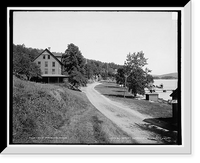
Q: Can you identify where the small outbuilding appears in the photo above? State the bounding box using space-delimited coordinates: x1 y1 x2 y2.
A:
146 93 158 102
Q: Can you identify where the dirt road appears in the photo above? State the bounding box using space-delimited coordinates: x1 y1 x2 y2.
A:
81 82 166 144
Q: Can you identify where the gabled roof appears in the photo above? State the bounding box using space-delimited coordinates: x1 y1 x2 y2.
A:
33 48 62 65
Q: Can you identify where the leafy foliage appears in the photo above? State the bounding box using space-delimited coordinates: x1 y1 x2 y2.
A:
13 44 42 80
62 43 87 87
127 67 147 96
85 63 94 79
125 51 148 70
124 51 153 96
85 60 122 80
62 43 122 85
115 67 125 85
68 70 87 87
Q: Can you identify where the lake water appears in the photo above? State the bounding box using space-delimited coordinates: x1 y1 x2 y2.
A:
147 79 178 101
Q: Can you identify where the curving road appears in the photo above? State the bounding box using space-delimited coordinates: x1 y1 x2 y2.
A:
81 82 163 144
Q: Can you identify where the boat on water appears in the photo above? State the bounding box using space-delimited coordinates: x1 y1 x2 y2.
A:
156 83 163 89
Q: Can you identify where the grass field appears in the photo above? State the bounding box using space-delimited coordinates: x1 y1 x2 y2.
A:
95 81 178 133
95 82 172 118
95 81 178 143
13 76 133 144
95 81 173 118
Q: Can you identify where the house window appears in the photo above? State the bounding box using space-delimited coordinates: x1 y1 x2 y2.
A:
48 55 50 59
38 61 41 66
45 61 48 67
43 55 45 59
44 69 48 74
52 62 55 67
52 69 55 74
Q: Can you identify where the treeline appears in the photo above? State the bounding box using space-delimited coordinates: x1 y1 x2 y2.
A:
13 44 122 86
85 59 122 80
13 43 154 96
61 43 122 87
13 44 42 80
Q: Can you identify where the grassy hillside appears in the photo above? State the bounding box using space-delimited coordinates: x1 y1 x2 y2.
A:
13 76 132 144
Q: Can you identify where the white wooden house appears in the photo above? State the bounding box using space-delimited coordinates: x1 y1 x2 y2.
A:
33 48 67 83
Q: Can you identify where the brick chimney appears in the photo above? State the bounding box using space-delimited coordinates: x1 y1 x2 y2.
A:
48 47 51 51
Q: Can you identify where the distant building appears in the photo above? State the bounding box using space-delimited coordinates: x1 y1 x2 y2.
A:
33 48 67 83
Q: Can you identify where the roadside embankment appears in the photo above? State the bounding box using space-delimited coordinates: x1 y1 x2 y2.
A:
13 76 132 144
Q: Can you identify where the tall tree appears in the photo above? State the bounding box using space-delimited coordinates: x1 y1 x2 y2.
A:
125 51 153 97
127 67 147 96
62 43 87 87
125 51 148 70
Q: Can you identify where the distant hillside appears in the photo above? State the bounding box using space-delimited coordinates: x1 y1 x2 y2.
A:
153 73 178 79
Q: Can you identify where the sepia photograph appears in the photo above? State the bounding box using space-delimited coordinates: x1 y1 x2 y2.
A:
11 10 180 145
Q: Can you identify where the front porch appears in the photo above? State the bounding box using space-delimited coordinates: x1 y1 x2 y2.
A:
41 74 69 83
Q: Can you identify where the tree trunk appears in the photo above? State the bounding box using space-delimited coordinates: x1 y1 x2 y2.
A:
26 74 30 81
28 76 31 81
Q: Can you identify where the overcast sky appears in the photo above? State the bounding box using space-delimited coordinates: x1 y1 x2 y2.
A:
13 11 178 75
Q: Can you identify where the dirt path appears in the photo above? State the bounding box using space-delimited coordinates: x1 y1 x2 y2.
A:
81 82 164 144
